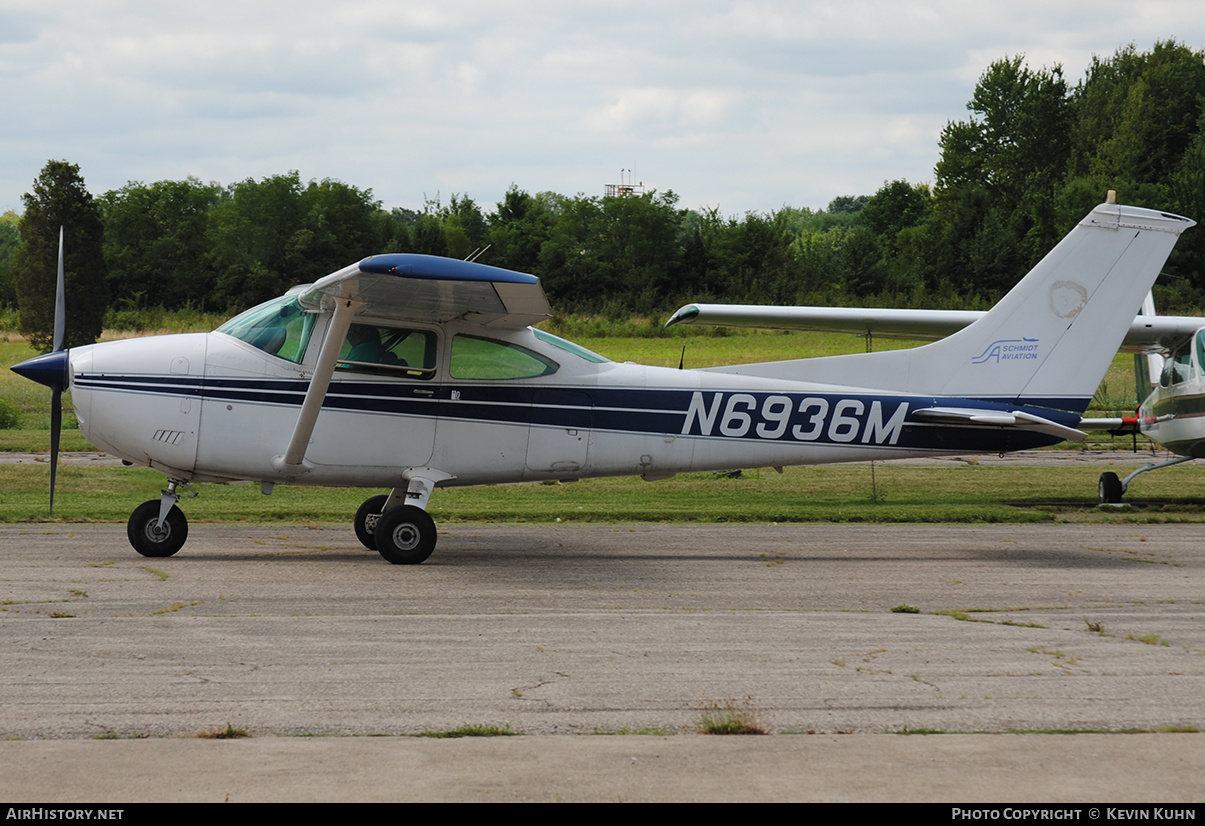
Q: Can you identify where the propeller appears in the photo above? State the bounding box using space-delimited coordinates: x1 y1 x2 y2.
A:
10 227 68 512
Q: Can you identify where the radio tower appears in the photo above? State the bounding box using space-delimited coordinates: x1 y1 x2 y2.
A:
605 168 645 198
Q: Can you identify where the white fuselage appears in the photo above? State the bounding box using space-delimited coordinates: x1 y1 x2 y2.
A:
1139 327 1205 459
66 319 1058 491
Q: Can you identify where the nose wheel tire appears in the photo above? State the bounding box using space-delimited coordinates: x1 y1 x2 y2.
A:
353 495 389 550
127 500 188 558
375 505 437 565
1098 471 1124 504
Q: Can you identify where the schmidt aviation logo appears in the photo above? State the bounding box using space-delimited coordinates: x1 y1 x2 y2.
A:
971 337 1040 364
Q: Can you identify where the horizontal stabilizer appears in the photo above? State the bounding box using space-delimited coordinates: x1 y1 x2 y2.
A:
913 407 1087 441
1077 417 1138 432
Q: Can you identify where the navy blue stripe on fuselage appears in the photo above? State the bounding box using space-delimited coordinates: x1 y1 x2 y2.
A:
72 373 1078 453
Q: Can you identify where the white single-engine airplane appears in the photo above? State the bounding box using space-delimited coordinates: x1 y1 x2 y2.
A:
11 201 1195 563
1093 294 1205 503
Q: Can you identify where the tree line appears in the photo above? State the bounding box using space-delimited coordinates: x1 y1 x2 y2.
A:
7 41 1205 351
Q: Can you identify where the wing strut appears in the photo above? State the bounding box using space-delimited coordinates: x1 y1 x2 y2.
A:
272 297 357 475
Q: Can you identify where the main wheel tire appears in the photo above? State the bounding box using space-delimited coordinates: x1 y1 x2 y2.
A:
353 495 389 551
375 505 437 565
127 500 188 558
1099 471 1124 504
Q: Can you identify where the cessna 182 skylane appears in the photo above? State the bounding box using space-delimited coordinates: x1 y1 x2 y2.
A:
10 201 1195 563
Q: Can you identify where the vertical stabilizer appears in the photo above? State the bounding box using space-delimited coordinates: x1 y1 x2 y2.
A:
918 204 1192 410
709 203 1194 413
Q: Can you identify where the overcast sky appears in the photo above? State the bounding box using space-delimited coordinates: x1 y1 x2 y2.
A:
3 1 1204 218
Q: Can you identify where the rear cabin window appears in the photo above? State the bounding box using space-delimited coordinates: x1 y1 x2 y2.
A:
338 324 437 380
450 335 558 380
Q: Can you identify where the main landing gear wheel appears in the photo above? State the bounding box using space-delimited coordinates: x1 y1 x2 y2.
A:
353 495 389 550
1099 471 1124 504
375 505 437 565
127 500 188 558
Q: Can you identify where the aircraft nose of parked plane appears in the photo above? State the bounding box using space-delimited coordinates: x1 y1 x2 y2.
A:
11 349 70 391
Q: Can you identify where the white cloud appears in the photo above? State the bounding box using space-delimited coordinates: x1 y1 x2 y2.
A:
2 1 1204 214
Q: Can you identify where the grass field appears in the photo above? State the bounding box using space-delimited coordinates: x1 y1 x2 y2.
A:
1 321 1186 526
4 457 1204 525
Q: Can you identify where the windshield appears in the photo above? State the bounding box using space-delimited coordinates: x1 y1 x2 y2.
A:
215 295 317 363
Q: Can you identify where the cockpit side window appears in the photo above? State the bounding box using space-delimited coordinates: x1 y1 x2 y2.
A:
216 295 316 364
338 324 437 380
1195 330 1205 379
1161 339 1194 387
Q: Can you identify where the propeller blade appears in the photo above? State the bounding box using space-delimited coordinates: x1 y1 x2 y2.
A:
54 226 65 352
8 229 69 512
49 387 61 514
48 227 66 512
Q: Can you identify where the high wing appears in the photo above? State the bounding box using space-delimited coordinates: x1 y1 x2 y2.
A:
275 254 553 475
299 253 552 329
665 303 1202 354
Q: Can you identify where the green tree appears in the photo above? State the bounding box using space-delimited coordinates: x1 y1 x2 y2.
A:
100 178 223 310
438 193 487 260
860 181 930 243
537 191 683 313
486 186 553 274
203 173 387 310
0 210 20 307
827 194 869 215
206 172 305 309
706 210 798 304
383 207 420 252
1167 111 1205 294
1069 41 1205 193
937 57 1070 207
289 178 391 283
410 212 449 257
932 57 1071 297
14 161 109 351
1063 41 1205 296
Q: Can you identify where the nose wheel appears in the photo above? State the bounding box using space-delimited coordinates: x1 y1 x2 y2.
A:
126 479 196 558
127 500 188 558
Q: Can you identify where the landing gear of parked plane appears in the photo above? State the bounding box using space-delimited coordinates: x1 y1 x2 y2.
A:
1098 472 1124 504
1098 456 1195 504
126 479 197 558
374 505 438 565
127 500 188 557
353 495 389 550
